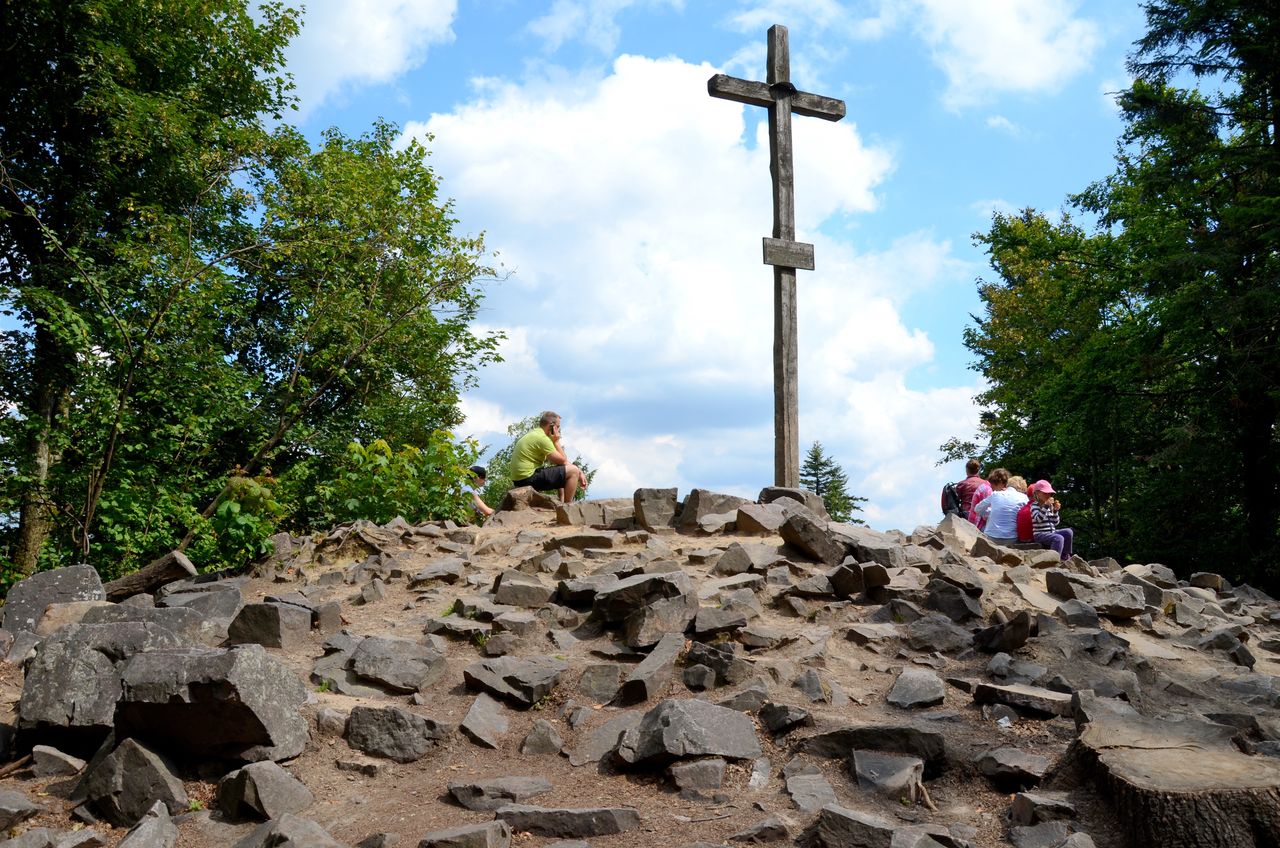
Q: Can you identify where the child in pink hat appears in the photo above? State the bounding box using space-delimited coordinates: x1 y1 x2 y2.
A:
1029 480 1073 560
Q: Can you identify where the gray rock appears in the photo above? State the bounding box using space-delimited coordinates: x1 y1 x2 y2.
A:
568 711 642 766
218 761 315 820
686 641 754 687
115 645 308 761
634 488 679 531
577 664 622 703
346 705 453 763
624 593 698 648
736 502 790 534
850 750 924 800
448 776 553 811
925 579 983 623
31 744 87 777
680 489 752 530
758 702 813 735
79 605 210 645
887 669 945 709
668 757 726 789
231 813 349 848
758 487 829 518
1009 791 1077 826
903 614 972 653
973 610 1033 653
780 512 846 566
520 719 564 755
492 571 555 608
78 738 187 827
593 571 694 623
974 747 1050 789
1054 600 1099 628
2 565 105 634
349 636 446 693
805 805 895 848
494 805 640 837
463 656 568 708
0 788 46 830
417 821 511 848
974 683 1073 718
460 694 509 749
728 817 789 843
1009 821 1071 848
356 834 401 848
785 770 837 812
716 678 771 713
226 602 312 652
795 724 947 777
409 558 466 587
692 608 748 640
617 698 762 765
618 632 684 704
116 801 178 848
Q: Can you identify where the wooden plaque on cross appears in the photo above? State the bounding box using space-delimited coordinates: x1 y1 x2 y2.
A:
708 24 845 488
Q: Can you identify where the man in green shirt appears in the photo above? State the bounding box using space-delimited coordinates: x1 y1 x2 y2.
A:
509 410 588 502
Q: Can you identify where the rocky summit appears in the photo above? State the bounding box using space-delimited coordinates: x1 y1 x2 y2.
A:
0 492 1278 848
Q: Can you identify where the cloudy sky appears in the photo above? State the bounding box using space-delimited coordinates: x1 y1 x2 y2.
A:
292 1 1144 530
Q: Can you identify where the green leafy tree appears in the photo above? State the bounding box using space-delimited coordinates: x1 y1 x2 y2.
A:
799 441 865 524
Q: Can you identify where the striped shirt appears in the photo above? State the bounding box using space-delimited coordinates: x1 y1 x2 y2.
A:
1030 501 1060 535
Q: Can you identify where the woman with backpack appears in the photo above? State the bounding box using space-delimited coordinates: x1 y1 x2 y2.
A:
1029 480 1073 560
971 467 1027 545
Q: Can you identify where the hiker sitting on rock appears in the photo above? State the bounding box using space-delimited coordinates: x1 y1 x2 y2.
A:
1029 479 1073 560
972 467 1026 545
957 459 990 527
509 410 588 503
468 465 494 520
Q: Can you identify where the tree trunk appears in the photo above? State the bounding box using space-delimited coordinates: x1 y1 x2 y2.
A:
12 330 71 575
1049 715 1280 848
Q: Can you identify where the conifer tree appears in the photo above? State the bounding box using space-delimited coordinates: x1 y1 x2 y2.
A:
799 441 866 524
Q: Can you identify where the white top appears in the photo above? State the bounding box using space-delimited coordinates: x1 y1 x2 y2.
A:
974 488 1028 540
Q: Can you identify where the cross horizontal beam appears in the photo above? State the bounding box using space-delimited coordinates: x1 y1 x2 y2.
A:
707 74 845 122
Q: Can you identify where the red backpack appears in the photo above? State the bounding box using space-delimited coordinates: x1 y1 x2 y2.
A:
1015 502 1033 542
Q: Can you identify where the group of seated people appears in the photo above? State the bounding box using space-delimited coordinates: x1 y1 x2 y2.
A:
955 460 1074 561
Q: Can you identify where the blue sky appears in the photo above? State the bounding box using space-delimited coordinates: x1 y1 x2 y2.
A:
6 1 1150 533
279 0 1150 532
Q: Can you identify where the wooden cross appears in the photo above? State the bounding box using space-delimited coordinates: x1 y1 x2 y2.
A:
708 25 845 488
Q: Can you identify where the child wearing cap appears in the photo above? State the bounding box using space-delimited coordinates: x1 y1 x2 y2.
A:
1029 479 1073 560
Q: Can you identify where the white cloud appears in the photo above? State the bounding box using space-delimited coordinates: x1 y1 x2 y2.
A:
283 0 457 116
971 198 1019 221
908 0 1103 110
410 53 978 532
527 0 683 54
985 114 1020 134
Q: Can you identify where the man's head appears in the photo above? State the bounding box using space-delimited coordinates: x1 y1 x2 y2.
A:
988 467 1009 488
538 410 561 435
469 465 487 485
965 459 980 476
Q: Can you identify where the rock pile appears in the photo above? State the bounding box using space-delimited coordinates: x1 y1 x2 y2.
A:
0 490 1277 848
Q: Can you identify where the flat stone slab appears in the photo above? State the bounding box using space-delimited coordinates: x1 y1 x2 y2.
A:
617 698 762 765
448 776 553 811
418 821 513 848
494 804 641 837
463 656 569 708
974 683 1074 717
568 711 643 767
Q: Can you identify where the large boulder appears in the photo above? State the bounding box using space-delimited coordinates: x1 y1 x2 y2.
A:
1 565 105 634
592 571 694 623
616 698 762 765
633 488 679 531
114 645 309 762
218 761 315 821
463 656 569 708
226 602 312 652
346 705 453 763
678 489 751 530
758 487 829 519
348 635 446 694
231 814 349 848
78 737 187 827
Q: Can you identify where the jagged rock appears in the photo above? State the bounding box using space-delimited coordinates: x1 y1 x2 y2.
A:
1190 572 1225 592
1044 571 1146 619
1070 689 1138 728
1054 600 1100 628
409 557 467 586
463 656 568 707
460 694 509 749
116 800 178 848
492 570 555 607
736 502 789 533
0 789 45 830
218 761 315 821
19 623 187 752
974 683 1074 718
625 592 698 648
717 678 771 713
418 821 512 848
804 805 895 848
795 724 947 777
758 487 828 518
448 776 553 811
975 747 1050 789
231 814 349 848
785 770 837 812
568 711 642 766
780 511 845 565
31 744 86 777
33 600 114 637
349 635 446 693
78 738 187 827
634 488 679 531
680 489 752 530
850 749 925 800
1010 791 1077 825
903 613 973 653
1008 821 1073 848
593 571 694 622
494 805 641 837
345 705 453 763
669 757 726 789
832 525 908 571
686 640 753 687
618 631 684 704
79 604 210 645
498 486 559 512
887 669 945 709
1 565 105 634
973 610 1033 653
728 816 790 843
520 719 564 755
693 606 749 638
617 698 762 765
926 579 983 623
114 645 308 762
226 602 312 652
759 702 813 735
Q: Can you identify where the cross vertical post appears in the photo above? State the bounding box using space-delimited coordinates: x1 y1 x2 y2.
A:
707 24 845 488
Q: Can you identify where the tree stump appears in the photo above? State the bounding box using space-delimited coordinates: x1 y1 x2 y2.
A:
1049 714 1280 848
